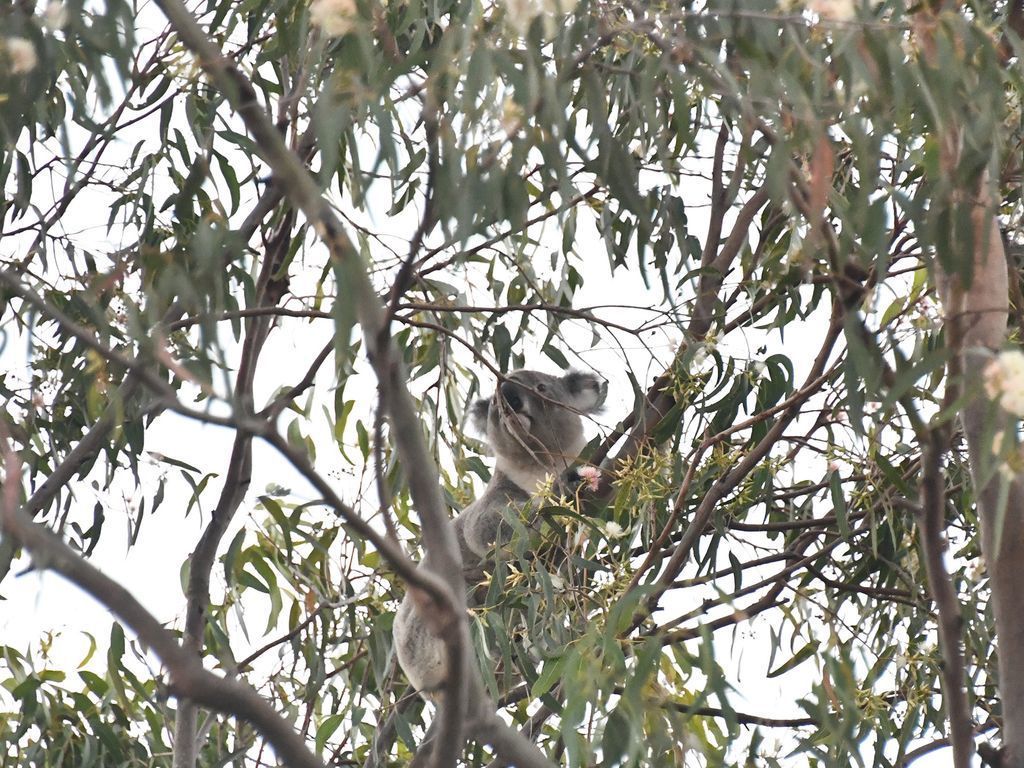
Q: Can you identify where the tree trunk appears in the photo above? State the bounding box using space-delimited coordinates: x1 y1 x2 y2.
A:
942 201 1024 764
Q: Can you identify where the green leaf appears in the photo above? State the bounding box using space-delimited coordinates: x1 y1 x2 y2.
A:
249 555 284 632
767 640 819 679
601 706 632 767
829 471 849 539
315 713 346 754
530 656 565 700
261 496 292 555
77 632 97 669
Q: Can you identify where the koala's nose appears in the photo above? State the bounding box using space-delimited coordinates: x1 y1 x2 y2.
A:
499 382 523 412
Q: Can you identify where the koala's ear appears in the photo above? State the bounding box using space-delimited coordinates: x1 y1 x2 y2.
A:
562 371 608 413
469 398 491 433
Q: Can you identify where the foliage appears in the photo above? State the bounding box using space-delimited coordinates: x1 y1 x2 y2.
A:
0 0 1022 766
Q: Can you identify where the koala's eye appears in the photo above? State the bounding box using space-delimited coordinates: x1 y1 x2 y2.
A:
535 383 547 393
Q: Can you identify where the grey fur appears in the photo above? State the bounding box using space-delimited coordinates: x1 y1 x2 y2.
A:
393 368 607 696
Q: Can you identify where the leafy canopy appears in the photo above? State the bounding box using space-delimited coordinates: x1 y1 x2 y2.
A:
0 0 1021 766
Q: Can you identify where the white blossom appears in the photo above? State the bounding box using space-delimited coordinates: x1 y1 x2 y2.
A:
503 0 537 34
309 0 357 37
984 349 1024 417
692 335 717 371
966 557 986 581
602 521 626 538
810 0 856 21
44 1 67 30
540 0 577 12
500 96 524 136
900 35 919 60
6 37 37 75
502 0 576 36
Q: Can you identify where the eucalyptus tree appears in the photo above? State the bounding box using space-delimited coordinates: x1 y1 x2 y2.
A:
0 0 1022 766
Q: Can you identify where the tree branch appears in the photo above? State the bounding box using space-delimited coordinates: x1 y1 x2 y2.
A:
173 207 294 768
632 299 842 626
938 175 1022 763
146 6 564 767
147 2 477 762
0 429 327 768
918 433 974 767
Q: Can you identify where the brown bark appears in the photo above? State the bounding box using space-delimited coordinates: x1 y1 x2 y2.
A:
940 186 1024 765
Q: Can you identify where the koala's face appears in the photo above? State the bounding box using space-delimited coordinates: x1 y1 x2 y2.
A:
470 369 608 470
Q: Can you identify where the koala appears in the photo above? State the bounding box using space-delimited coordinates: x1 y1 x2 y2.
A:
392 368 608 697
454 369 608 560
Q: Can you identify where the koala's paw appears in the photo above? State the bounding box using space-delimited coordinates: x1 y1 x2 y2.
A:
560 465 602 495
